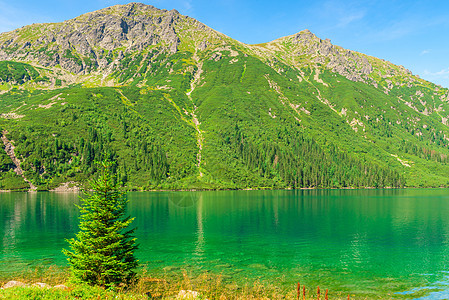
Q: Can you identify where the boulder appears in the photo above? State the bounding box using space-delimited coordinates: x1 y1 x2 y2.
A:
2 280 26 289
53 284 69 290
178 289 200 299
32 282 50 288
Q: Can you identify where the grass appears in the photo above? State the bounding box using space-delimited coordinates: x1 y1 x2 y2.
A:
0 266 373 300
1 30 449 191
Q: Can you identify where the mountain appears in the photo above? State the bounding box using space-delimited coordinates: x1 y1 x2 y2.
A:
0 3 448 191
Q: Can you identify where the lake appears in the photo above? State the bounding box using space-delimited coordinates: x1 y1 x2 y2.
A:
1 189 449 299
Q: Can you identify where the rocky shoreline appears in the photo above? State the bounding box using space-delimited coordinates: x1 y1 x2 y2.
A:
1 280 68 290
49 181 81 192
0 181 81 193
1 280 204 299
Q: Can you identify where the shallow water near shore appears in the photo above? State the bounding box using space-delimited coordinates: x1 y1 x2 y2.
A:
1 189 449 298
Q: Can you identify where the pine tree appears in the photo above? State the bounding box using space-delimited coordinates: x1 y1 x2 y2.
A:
63 159 138 287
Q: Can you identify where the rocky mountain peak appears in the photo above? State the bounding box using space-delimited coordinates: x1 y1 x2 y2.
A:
0 3 423 91
0 3 187 74
78 2 175 19
260 28 417 86
292 29 318 40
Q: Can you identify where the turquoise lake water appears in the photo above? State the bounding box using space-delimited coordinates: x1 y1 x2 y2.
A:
1 189 449 299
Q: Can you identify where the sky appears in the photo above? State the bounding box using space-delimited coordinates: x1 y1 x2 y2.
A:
0 0 448 88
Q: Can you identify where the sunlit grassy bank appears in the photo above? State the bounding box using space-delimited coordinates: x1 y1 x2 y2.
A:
0 265 388 300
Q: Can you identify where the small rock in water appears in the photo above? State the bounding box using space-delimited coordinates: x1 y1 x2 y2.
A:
32 282 50 288
247 263 268 270
163 266 180 272
230 268 244 275
53 284 69 290
215 263 232 268
178 289 200 299
2 281 26 288
225 283 239 291
147 291 162 299
219 274 232 280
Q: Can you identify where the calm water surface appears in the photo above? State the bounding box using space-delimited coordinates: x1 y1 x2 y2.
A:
1 189 449 299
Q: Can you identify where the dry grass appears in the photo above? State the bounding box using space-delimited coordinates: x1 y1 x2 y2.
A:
0 266 369 299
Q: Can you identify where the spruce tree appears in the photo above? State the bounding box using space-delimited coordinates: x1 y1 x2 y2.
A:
64 159 138 287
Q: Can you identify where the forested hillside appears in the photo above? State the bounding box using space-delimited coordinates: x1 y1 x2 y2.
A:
0 3 448 190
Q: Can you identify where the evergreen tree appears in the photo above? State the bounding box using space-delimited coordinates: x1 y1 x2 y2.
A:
63 159 138 287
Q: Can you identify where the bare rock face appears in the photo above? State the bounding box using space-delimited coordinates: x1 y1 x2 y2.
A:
197 41 208 51
276 29 376 83
0 3 183 74
318 40 333 56
291 29 316 45
0 2 419 91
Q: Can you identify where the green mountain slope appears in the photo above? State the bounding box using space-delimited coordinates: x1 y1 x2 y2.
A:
0 3 448 190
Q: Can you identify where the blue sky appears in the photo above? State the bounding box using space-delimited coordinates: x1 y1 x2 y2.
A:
1 0 448 87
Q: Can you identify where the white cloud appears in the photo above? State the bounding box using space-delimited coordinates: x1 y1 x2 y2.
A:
420 49 431 55
0 19 16 33
424 68 449 77
337 11 365 28
372 11 449 43
0 1 48 33
183 0 193 11
0 1 22 32
372 19 417 41
320 0 366 28
422 68 449 88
